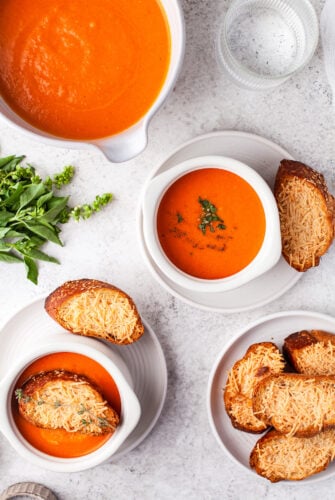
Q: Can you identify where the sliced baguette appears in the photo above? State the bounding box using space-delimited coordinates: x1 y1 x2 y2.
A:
224 342 285 433
16 370 119 435
274 159 335 271
45 279 144 345
253 373 335 437
250 428 335 482
284 330 335 376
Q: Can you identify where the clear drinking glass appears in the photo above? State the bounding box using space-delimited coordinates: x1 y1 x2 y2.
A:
217 0 319 90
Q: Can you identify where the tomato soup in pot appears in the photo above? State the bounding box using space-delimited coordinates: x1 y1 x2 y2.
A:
0 0 171 140
157 168 266 280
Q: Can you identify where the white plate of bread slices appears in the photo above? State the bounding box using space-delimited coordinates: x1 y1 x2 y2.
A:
0 279 167 460
207 310 335 483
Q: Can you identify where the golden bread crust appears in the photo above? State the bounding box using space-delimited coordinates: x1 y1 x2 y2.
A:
252 373 335 437
284 330 335 375
274 159 335 271
250 428 335 482
224 342 285 433
45 279 144 344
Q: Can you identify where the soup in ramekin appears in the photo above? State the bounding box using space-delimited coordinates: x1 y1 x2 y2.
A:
12 352 121 458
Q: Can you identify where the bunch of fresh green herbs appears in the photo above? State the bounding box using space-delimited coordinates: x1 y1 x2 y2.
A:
0 155 112 284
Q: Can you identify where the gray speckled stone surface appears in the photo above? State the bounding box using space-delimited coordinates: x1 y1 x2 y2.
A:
0 0 334 498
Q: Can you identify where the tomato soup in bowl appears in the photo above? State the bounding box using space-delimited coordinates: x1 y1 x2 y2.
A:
142 156 282 293
12 352 121 459
0 0 184 162
0 334 141 472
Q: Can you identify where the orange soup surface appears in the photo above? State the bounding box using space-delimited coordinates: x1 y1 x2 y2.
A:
0 0 170 139
12 352 121 458
157 168 266 279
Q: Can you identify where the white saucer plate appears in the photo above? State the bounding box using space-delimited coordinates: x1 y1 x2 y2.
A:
138 130 301 313
0 297 167 460
207 310 335 484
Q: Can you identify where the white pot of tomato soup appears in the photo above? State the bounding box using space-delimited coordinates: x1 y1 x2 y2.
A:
0 334 141 472
0 0 184 163
142 155 282 293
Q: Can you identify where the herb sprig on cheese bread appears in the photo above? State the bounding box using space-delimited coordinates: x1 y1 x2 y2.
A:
16 370 119 435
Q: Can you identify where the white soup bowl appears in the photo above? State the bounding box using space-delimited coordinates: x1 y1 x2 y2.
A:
142 155 282 293
0 333 141 472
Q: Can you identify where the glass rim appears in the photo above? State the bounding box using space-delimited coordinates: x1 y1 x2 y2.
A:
217 0 319 85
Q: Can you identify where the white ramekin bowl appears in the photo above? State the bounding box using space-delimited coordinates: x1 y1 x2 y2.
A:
0 333 141 472
0 0 185 163
142 155 282 293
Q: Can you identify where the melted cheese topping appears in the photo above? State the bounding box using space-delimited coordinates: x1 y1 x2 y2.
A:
255 376 335 436
22 379 118 434
60 289 139 343
225 345 285 430
295 341 335 375
276 177 333 270
252 430 335 481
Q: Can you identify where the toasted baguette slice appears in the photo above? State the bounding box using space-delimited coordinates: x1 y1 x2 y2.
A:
250 428 335 482
274 159 335 271
284 330 335 375
45 279 144 345
16 370 119 435
224 342 285 433
253 373 335 437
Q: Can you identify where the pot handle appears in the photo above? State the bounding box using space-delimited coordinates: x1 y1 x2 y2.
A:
96 123 148 163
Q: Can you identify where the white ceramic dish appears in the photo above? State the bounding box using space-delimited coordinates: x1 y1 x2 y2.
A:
142 155 281 293
0 0 185 163
207 310 335 484
0 334 141 472
138 130 301 312
0 297 167 464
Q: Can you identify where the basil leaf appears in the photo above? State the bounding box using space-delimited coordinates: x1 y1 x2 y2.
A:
1 156 25 173
0 252 23 263
0 211 13 225
3 183 24 209
47 196 69 209
24 255 38 284
25 222 63 245
41 197 69 222
4 229 28 239
22 248 60 264
0 227 11 238
28 235 45 247
0 241 11 251
0 155 16 169
19 183 46 210
37 191 54 208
